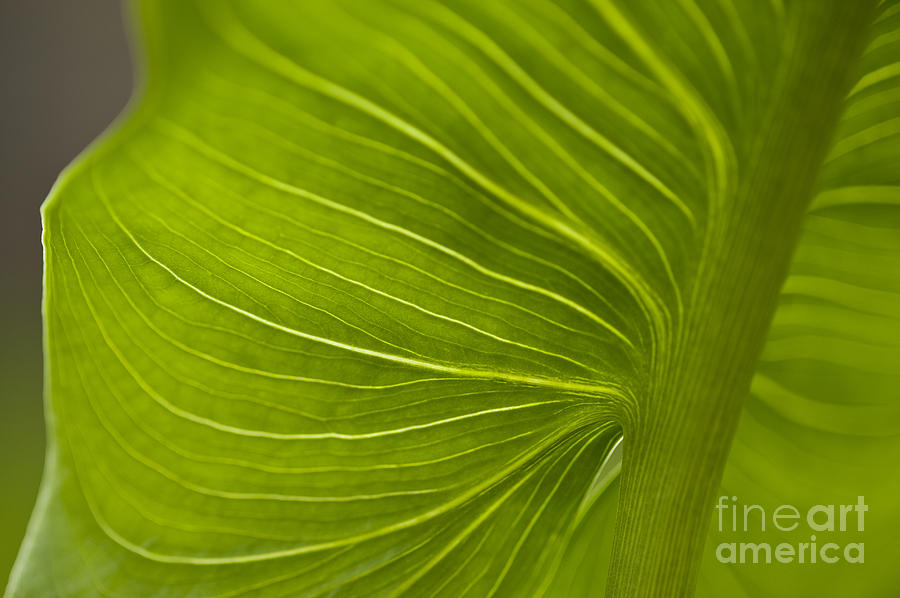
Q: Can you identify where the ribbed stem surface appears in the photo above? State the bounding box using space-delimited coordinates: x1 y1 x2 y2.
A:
606 3 880 596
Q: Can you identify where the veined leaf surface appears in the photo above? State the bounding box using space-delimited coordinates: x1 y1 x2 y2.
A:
7 1 900 596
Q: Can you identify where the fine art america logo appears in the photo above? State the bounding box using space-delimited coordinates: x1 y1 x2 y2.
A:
714 496 867 564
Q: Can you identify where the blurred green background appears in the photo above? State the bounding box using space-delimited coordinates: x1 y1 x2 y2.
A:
0 0 131 588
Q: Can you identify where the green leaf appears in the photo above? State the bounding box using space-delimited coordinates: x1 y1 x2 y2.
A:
7 1 898 596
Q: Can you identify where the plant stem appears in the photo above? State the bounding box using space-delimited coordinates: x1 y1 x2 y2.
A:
605 2 880 596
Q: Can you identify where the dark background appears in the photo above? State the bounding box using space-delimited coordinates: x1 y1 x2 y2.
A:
0 0 132 586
